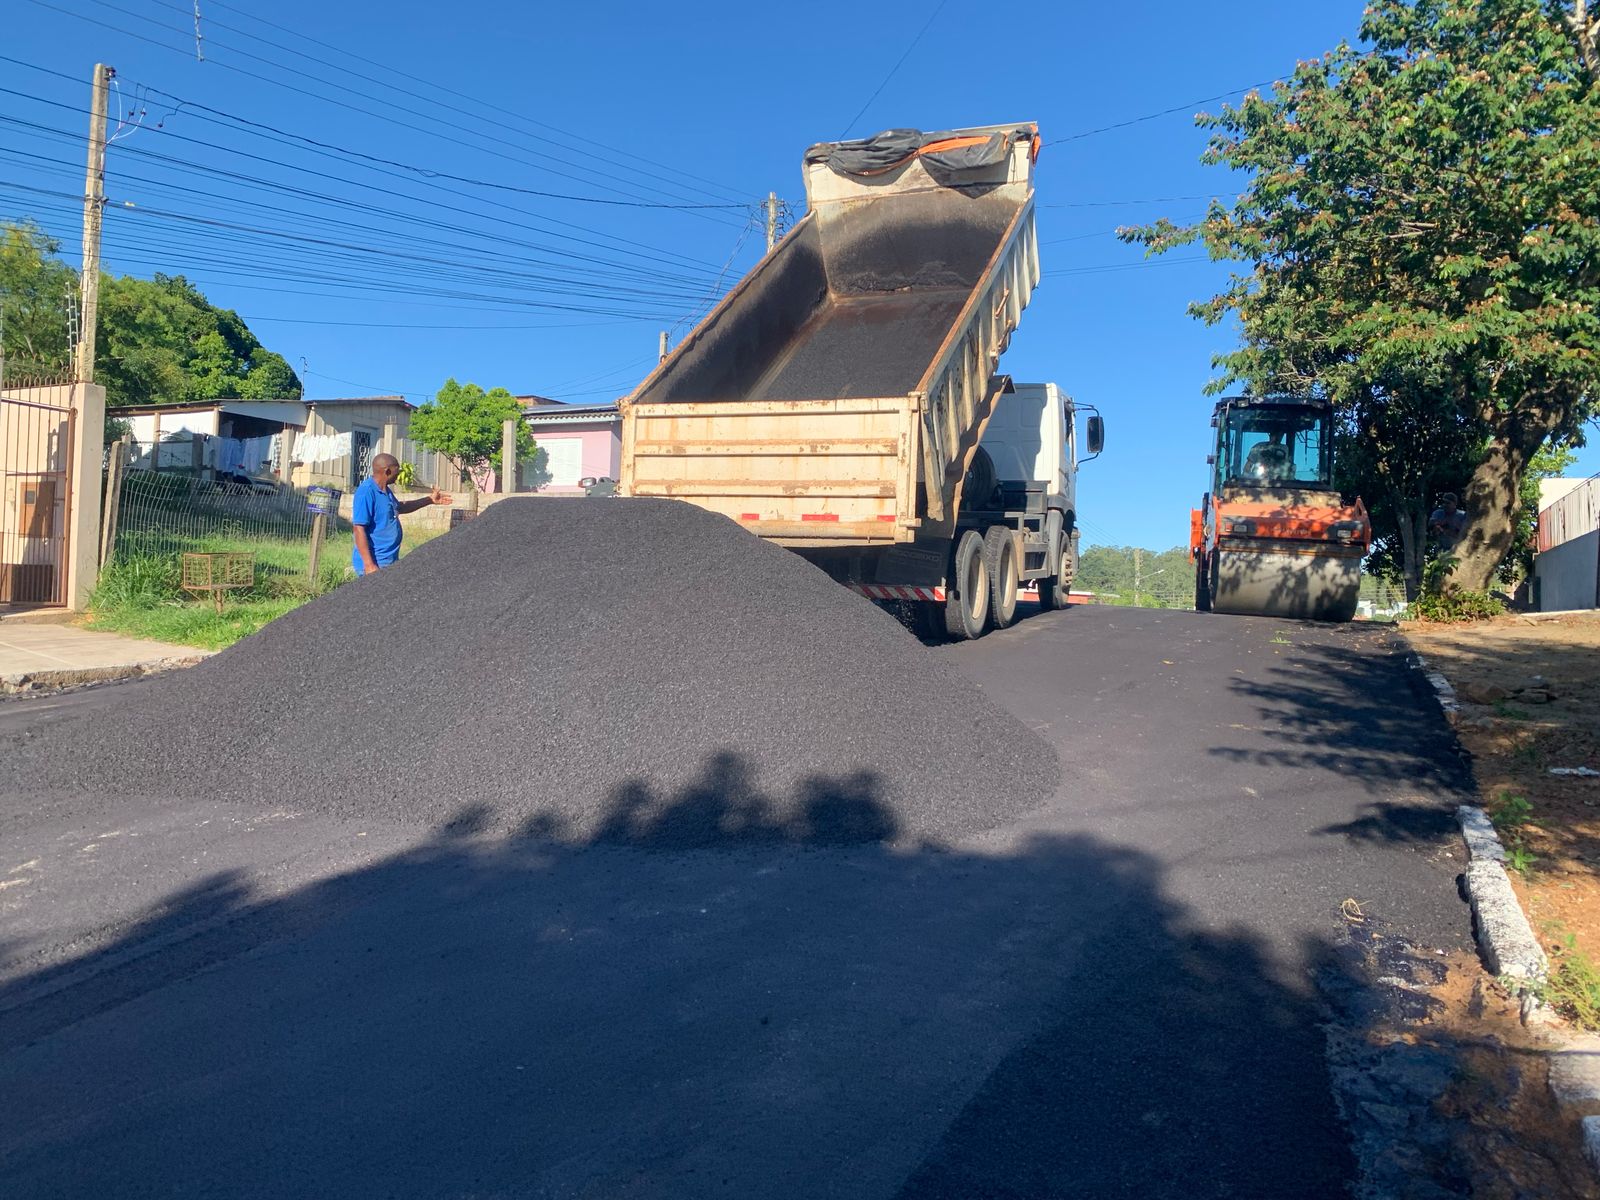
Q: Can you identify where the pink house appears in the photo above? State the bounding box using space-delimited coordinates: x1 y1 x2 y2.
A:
521 403 622 494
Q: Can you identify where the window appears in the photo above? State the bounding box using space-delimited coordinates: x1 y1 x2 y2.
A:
1221 405 1331 487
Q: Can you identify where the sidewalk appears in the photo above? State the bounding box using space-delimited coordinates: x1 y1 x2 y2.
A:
0 623 210 693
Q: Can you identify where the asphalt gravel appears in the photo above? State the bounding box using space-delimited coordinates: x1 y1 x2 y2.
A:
4 498 1058 844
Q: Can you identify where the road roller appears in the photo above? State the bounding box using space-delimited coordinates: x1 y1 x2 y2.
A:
1190 396 1371 621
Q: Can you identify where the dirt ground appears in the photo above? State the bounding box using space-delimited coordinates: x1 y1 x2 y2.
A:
1404 612 1600 1026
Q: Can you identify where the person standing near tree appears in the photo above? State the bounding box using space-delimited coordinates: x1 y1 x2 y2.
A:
1428 492 1468 552
351 453 451 576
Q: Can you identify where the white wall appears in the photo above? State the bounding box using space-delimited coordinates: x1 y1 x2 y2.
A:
1535 531 1599 611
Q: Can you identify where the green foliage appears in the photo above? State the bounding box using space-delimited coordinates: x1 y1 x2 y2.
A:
1404 552 1507 620
1406 587 1506 621
1538 930 1600 1030
96 272 301 408
91 553 183 610
409 377 533 490
1075 544 1194 607
395 460 417 489
1504 841 1538 876
0 221 300 408
1124 0 1600 594
1488 790 1534 830
0 221 75 377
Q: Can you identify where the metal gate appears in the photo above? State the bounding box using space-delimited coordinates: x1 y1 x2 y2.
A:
1 390 75 607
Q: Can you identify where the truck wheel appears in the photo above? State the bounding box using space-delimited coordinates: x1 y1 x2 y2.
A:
1194 553 1212 612
944 529 990 640
984 525 1020 629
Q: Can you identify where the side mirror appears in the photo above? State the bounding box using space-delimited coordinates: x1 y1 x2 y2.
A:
1087 415 1105 456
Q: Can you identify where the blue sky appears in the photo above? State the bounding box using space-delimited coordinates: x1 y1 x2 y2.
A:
4 0 1596 550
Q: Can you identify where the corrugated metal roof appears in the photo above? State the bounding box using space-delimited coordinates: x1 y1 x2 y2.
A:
522 403 620 425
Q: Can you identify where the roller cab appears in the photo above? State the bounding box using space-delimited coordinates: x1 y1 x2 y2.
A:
1190 397 1370 622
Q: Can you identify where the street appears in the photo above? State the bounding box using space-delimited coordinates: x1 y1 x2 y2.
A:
0 606 1473 1199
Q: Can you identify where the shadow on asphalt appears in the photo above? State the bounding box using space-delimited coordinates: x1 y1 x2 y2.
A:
1210 636 1475 805
0 750 1359 1200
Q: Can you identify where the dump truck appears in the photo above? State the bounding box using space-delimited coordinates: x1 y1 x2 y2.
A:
619 122 1103 638
1190 396 1371 621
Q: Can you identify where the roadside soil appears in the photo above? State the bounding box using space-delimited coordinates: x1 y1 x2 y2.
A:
1404 612 1600 1028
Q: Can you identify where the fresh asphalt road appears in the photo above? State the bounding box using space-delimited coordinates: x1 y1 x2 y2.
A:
0 606 1472 1199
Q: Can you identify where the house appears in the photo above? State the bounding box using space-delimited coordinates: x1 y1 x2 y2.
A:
115 399 308 478
522 403 622 493
291 396 418 490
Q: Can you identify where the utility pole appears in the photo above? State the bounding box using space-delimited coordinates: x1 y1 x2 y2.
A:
76 63 112 384
766 191 779 252
658 330 669 362
1133 547 1143 608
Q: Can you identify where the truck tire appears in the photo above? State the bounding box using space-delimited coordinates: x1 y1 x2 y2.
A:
984 525 1020 630
944 529 990 640
1194 552 1212 612
964 446 998 512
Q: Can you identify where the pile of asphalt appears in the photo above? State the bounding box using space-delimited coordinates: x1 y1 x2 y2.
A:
6 499 1059 846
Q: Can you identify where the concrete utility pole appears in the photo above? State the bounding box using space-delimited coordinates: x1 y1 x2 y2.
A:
501 416 518 493
766 191 779 252
658 330 669 362
76 63 112 384
1133 547 1143 608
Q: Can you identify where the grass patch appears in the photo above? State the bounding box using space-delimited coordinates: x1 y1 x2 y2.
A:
85 525 445 650
83 595 307 651
1270 631 1293 645
1538 927 1600 1031
1494 700 1535 721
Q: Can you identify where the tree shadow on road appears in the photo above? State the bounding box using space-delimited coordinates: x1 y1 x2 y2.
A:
1209 631 1475 805
0 752 1362 1200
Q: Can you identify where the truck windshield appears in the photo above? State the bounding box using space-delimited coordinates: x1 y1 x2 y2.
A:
1221 405 1332 488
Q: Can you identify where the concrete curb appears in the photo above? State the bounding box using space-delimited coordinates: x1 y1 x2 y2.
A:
0 653 210 695
1409 652 1460 725
1410 642 1600 1184
1408 651 1548 988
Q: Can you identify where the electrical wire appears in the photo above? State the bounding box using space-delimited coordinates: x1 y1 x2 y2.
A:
26 0 752 225
837 0 953 139
139 0 750 204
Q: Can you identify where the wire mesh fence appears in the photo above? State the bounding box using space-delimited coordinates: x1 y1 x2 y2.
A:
104 435 350 579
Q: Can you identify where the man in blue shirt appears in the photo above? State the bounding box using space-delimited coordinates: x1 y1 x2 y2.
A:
351 453 452 575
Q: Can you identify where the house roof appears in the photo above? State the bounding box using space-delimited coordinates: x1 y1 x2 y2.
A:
516 394 563 407
522 402 620 426
113 398 306 413
306 394 413 409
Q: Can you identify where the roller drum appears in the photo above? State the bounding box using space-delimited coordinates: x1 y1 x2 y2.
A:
1210 545 1361 622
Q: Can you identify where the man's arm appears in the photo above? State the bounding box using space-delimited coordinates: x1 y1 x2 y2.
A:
353 524 379 574
397 488 452 515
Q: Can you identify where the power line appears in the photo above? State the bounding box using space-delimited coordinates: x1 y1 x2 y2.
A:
838 0 952 139
142 0 749 206
168 0 750 203
0 103 730 284
26 0 753 225
1046 78 1279 145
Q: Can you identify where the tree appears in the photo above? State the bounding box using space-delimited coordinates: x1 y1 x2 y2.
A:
1076 545 1195 607
1124 0 1600 594
0 222 300 407
409 378 534 491
0 221 75 379
96 273 301 407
